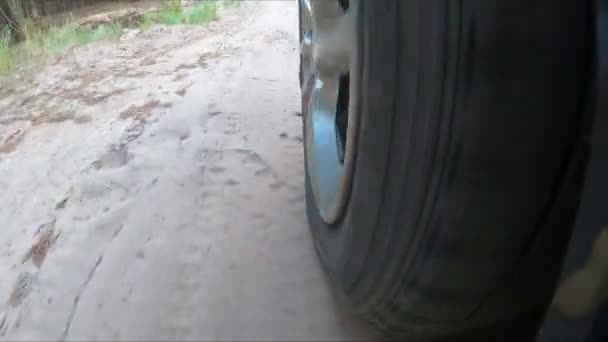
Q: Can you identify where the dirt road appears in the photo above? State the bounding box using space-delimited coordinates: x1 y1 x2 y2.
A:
0 2 378 340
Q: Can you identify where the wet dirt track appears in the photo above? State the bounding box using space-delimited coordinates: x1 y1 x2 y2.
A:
0 1 379 341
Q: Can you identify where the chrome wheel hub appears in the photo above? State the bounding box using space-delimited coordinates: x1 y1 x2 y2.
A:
300 0 359 225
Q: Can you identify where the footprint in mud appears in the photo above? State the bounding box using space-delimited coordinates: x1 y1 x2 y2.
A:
91 144 132 170
120 121 146 145
119 100 160 121
223 115 240 135
175 84 192 97
269 181 287 191
254 167 272 177
22 219 61 269
0 129 27 154
195 148 224 164
8 272 34 308
224 179 239 186
237 149 268 165
209 166 226 174
173 74 188 82
197 50 223 69
198 148 289 194
176 63 198 71
73 115 93 124
233 149 287 185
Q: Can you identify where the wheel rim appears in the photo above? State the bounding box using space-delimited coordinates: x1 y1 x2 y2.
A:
300 0 359 225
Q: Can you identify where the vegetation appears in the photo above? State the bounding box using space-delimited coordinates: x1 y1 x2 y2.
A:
142 1 219 28
0 0 223 75
0 21 122 74
222 0 241 8
1 1 101 35
0 26 12 73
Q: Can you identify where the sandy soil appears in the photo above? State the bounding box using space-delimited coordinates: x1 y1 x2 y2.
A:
0 2 379 341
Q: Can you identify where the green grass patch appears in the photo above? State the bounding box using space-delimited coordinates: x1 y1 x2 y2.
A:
142 1 218 27
222 0 241 7
41 23 119 55
141 13 156 30
0 26 13 74
0 21 122 75
0 0 221 76
184 2 218 24
23 22 121 58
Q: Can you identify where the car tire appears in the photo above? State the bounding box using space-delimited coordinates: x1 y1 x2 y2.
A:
301 0 594 340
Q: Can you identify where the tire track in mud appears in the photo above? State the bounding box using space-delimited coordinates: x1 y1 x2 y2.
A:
155 147 310 340
0 4 261 340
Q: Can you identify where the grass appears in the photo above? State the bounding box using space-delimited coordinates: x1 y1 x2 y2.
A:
0 21 122 75
222 0 241 7
185 2 219 24
37 22 122 56
0 26 12 74
0 1 222 76
142 1 219 27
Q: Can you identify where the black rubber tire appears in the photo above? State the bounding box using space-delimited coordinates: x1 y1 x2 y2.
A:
302 0 594 340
